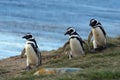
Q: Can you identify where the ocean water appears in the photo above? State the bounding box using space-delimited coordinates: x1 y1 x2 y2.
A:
0 0 120 59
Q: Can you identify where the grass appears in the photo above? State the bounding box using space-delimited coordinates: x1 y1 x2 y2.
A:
1 37 120 80
0 68 8 75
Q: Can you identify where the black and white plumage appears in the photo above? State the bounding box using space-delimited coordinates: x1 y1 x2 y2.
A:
64 27 85 59
88 19 107 51
21 33 41 70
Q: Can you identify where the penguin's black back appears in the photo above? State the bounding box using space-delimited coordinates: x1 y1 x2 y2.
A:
27 38 39 56
28 38 38 48
96 22 106 37
99 26 106 37
98 26 106 36
28 42 37 54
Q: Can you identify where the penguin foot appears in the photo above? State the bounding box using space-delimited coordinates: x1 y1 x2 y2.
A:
36 61 42 68
89 49 96 53
36 64 41 68
68 54 72 60
90 46 106 53
82 54 85 57
24 66 32 70
95 46 106 51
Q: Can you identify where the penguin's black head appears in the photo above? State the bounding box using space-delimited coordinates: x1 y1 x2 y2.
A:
22 33 32 40
89 18 97 27
64 27 76 35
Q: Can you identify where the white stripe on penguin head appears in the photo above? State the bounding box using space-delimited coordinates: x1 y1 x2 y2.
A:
67 27 76 34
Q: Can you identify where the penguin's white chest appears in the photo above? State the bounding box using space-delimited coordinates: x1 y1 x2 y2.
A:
92 27 106 45
25 44 38 65
70 38 84 57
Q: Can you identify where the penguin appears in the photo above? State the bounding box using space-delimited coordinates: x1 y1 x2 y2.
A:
64 27 85 59
21 33 42 70
88 18 107 52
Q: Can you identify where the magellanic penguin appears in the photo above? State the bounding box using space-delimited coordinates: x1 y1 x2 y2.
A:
88 18 107 51
64 27 85 59
21 33 42 70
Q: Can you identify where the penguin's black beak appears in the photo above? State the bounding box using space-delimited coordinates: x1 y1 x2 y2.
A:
64 32 67 35
22 33 32 39
22 36 25 39
64 31 69 35
22 35 27 39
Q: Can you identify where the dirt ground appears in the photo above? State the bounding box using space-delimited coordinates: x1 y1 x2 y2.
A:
0 55 27 78
0 50 62 79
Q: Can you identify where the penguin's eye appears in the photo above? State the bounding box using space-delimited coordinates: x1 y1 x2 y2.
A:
70 29 73 33
90 20 97 26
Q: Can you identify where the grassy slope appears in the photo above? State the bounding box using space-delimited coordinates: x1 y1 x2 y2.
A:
1 37 120 80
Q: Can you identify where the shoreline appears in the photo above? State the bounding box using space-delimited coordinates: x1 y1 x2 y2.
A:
0 36 119 61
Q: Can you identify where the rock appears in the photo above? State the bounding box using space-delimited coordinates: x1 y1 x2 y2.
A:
33 68 82 75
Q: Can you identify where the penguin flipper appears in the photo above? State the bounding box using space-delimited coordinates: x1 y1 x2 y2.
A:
21 48 25 58
63 40 70 52
88 31 93 44
37 51 42 66
83 41 90 51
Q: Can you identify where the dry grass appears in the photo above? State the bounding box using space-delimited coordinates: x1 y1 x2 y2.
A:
0 37 120 80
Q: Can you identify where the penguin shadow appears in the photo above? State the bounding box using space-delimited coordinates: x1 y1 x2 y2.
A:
87 42 117 54
84 41 106 54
